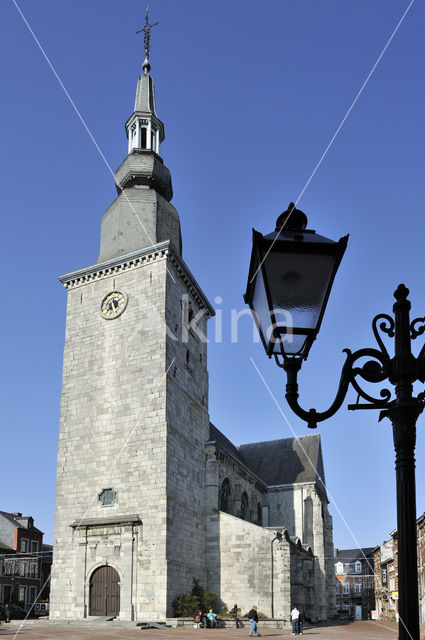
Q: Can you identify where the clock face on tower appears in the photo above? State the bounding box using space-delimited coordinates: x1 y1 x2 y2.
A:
100 291 128 319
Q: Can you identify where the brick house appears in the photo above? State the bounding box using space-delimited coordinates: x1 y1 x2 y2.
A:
417 513 425 626
334 548 375 620
0 511 45 610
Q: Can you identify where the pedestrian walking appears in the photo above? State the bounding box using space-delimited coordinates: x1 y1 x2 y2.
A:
290 605 300 635
248 606 261 637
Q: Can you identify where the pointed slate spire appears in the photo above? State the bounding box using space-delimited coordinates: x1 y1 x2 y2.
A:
97 9 182 263
126 5 163 155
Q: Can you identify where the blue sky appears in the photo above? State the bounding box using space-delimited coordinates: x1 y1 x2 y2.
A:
1 0 424 550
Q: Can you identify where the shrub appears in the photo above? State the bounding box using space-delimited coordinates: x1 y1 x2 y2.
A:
244 610 268 620
191 578 204 598
202 591 218 613
173 577 220 617
173 594 200 617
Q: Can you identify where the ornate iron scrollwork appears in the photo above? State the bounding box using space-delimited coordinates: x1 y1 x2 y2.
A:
410 317 425 340
278 290 425 428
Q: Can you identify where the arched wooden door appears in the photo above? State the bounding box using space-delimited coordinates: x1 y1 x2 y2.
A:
89 565 120 616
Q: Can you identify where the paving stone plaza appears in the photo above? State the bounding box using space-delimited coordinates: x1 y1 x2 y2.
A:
0 621 405 640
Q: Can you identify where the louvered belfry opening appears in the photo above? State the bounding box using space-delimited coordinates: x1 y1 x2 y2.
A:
89 565 120 616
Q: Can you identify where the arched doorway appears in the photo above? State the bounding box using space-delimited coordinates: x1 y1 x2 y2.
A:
89 565 120 616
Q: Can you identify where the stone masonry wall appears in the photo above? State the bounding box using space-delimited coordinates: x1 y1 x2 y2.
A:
216 450 266 523
164 260 211 612
266 483 331 621
51 254 170 620
215 512 290 618
324 507 336 617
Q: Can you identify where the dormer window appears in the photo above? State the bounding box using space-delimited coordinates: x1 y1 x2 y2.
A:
355 561 362 573
336 562 344 574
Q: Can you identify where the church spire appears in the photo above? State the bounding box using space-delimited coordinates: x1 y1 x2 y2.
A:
126 6 163 156
97 8 181 264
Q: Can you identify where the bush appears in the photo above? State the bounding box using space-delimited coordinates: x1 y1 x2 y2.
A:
202 591 218 613
173 577 220 617
173 594 200 617
243 610 268 620
191 578 204 598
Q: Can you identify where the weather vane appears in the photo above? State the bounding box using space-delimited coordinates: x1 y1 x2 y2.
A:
136 5 159 72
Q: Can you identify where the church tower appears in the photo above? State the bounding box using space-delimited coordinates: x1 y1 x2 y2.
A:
50 15 214 620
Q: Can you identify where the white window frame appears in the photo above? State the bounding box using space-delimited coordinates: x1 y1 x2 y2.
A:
336 562 344 574
343 582 350 595
355 561 362 573
19 585 27 604
354 581 362 594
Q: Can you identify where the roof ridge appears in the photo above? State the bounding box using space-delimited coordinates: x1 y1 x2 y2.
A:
237 433 320 448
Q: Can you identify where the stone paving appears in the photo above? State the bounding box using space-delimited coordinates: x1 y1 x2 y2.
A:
0 621 404 640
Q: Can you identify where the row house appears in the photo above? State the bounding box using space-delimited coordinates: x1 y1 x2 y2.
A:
417 514 425 626
334 548 375 620
0 511 45 611
374 533 398 621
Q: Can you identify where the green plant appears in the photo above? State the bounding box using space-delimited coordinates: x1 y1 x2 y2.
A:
191 577 204 598
173 594 200 617
243 610 268 620
202 591 219 613
173 577 220 617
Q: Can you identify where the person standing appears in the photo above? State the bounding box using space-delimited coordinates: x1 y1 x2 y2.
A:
298 609 304 635
290 606 300 635
231 604 241 628
248 606 261 637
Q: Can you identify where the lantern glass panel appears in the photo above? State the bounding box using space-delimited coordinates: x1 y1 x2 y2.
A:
264 251 336 332
251 264 272 347
271 331 309 356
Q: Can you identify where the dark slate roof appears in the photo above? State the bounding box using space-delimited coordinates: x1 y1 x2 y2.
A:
237 434 326 492
0 511 43 534
335 547 375 560
0 540 15 551
208 423 247 469
208 425 326 496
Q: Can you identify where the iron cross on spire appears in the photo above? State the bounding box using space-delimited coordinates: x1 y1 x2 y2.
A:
136 5 159 71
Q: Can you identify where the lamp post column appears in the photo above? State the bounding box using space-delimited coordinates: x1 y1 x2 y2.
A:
387 285 421 640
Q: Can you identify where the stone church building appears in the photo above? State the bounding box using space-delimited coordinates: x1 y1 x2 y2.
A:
50 40 336 622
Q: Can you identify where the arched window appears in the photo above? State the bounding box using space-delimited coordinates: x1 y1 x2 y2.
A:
219 479 231 513
240 492 249 520
257 502 262 525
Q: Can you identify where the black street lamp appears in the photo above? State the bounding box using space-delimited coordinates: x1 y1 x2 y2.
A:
244 203 422 640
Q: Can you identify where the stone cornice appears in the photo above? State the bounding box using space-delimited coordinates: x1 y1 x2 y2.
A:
206 440 267 492
70 515 142 528
58 241 215 317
